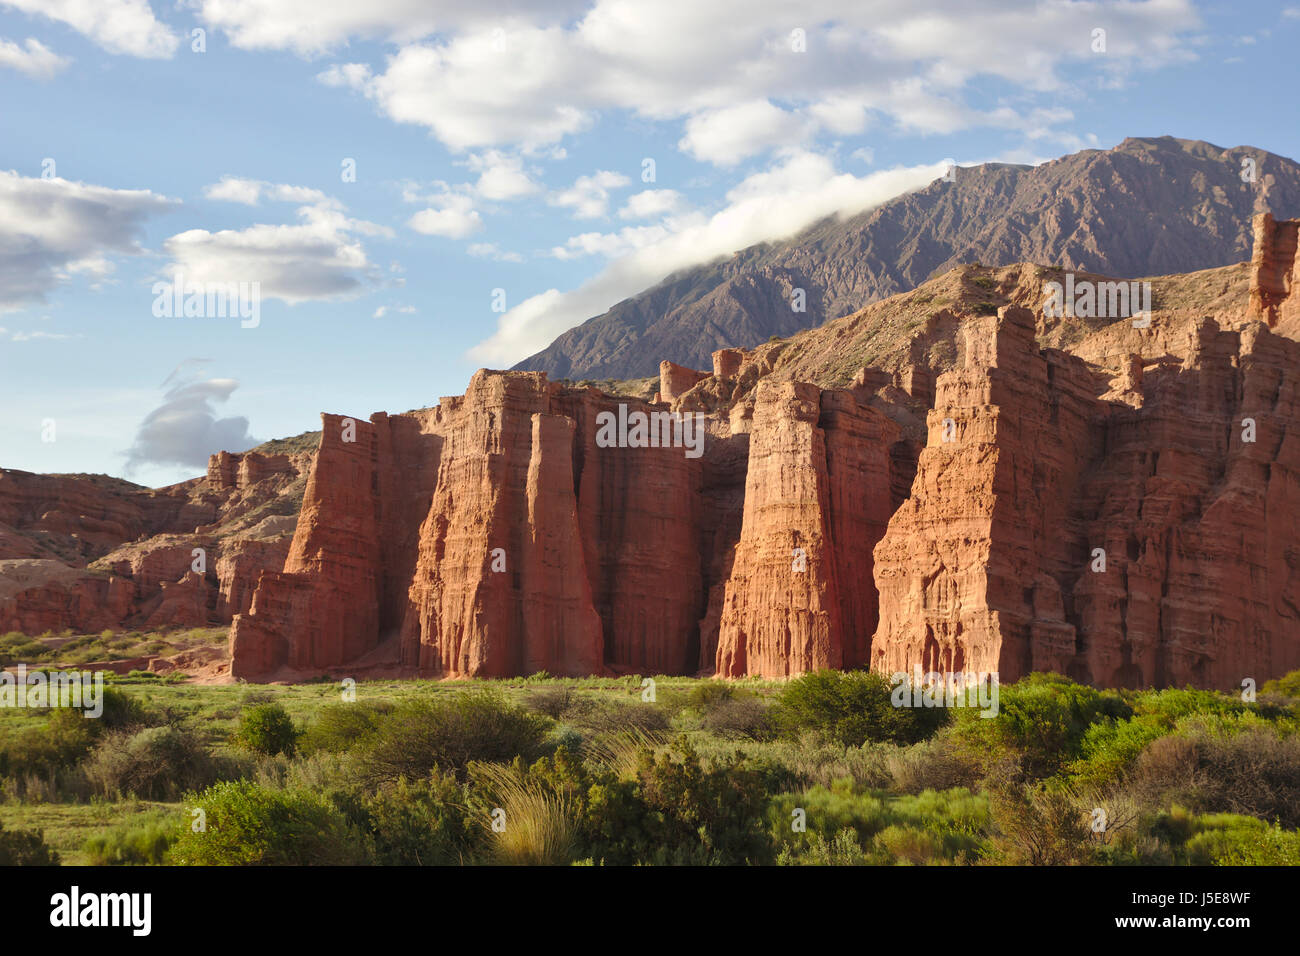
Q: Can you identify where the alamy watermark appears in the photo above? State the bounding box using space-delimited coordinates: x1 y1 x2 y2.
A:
1043 274 1151 328
595 404 706 459
0 665 104 718
152 270 261 328
890 668 1000 717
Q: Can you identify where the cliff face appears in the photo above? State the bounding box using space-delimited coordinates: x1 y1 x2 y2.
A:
224 219 1300 688
872 304 1300 687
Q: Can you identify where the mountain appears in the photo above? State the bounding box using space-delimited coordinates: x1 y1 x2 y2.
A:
513 136 1300 380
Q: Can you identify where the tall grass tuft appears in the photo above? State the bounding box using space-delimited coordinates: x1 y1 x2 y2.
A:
473 762 578 866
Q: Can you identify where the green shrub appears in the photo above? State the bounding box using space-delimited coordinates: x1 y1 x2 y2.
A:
360 774 475 865
359 691 551 784
1261 669 1300 699
770 782 990 865
953 673 1130 778
168 780 366 865
299 701 392 754
0 821 59 865
83 812 179 865
83 725 219 799
233 702 298 757
0 705 99 777
775 670 947 747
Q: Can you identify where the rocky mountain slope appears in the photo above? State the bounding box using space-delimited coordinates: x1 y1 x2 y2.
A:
0 445 310 640
515 137 1300 380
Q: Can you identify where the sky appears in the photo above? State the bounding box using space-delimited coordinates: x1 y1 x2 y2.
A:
1 0 1298 488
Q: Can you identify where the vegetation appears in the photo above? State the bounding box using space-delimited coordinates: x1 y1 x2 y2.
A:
0 667 1296 865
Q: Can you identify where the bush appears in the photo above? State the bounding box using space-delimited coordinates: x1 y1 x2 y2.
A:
886 733 981 794
0 705 98 778
0 821 59 865
168 780 366 865
568 699 669 736
299 701 392 754
1261 669 1300 699
83 725 219 799
986 775 1094 865
233 703 298 757
1185 725 1300 827
954 673 1130 779
595 739 774 865
700 697 776 740
359 691 552 784
770 782 990 865
83 812 178 865
525 687 577 720
360 774 475 866
775 670 947 747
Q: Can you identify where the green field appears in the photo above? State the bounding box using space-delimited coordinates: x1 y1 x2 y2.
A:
2 667 1298 866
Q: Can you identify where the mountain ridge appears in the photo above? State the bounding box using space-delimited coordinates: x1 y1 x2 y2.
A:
514 136 1300 380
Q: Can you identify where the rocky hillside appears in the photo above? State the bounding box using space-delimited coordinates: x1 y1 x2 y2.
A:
516 137 1300 380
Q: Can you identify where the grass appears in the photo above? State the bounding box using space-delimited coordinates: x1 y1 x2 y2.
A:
0 670 1295 865
0 799 181 865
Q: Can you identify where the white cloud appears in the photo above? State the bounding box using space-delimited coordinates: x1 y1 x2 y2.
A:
467 242 524 262
163 193 386 304
618 189 684 220
0 37 69 78
550 223 673 260
311 1 1199 157
124 367 258 472
374 304 417 317
197 0 590 56
203 177 329 206
0 170 177 310
1 0 178 58
678 100 809 165
471 152 948 363
465 151 540 200
407 188 483 238
550 169 629 219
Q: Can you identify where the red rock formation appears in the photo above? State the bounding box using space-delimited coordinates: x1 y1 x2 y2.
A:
715 382 897 677
873 305 1300 688
0 449 304 637
1247 213 1299 329
658 360 709 403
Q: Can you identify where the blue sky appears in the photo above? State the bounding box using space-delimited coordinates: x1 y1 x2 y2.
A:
1 0 1298 487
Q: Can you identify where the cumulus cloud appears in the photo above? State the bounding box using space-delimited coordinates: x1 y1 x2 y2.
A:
678 100 810 165
471 152 949 363
618 189 685 220
165 184 388 303
550 170 629 219
124 364 259 472
0 37 68 78
310 0 1199 156
0 170 177 310
1 0 178 58
406 188 483 238
465 151 540 200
